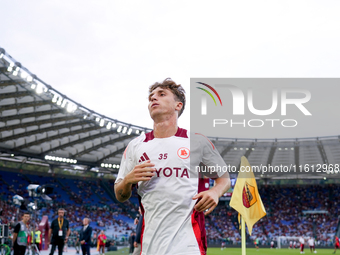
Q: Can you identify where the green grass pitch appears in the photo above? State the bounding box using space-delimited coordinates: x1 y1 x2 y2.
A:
106 247 333 255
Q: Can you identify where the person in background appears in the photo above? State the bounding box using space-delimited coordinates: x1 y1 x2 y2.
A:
97 230 107 255
49 208 70 255
333 235 340 254
128 232 135 255
12 213 30 255
31 225 41 251
79 218 92 255
132 208 143 255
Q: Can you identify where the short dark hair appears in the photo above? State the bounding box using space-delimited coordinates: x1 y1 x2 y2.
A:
21 212 30 217
149 78 186 117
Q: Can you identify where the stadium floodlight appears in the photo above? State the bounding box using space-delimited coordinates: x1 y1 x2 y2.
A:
136 130 140 134
112 123 117 128
57 97 63 106
141 131 145 135
27 76 33 82
45 155 77 164
127 128 132 135
117 126 122 133
36 84 43 94
12 66 20 76
83 115 87 119
101 163 104 167
99 119 105 127
0 53 3 59
61 99 67 108
31 84 37 90
20 70 28 79
7 66 13 72
106 122 112 129
96 117 100 122
67 103 77 113
52 94 58 103
122 126 127 134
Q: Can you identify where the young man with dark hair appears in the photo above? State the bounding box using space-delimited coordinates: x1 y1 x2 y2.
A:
12 212 30 255
115 78 230 255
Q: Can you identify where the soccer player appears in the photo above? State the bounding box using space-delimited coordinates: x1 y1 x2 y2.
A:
294 240 297 249
333 235 340 254
299 236 305 254
289 240 293 249
308 237 316 253
114 78 231 255
221 240 226 250
270 240 274 249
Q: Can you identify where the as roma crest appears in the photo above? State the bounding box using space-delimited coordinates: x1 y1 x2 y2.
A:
242 182 257 208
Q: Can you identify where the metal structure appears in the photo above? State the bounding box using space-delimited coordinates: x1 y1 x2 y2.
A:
0 47 151 174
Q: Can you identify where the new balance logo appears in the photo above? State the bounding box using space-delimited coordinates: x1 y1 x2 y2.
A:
138 152 150 163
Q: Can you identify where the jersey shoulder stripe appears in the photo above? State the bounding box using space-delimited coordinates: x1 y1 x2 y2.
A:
194 133 215 150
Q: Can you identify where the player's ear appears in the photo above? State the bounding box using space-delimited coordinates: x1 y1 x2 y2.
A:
175 101 183 112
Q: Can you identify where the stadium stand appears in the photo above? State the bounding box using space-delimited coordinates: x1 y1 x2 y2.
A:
1 47 340 250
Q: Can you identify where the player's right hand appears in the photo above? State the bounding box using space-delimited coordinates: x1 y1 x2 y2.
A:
125 160 156 184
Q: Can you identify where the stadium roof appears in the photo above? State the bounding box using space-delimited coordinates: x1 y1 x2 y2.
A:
0 47 151 174
1 47 340 178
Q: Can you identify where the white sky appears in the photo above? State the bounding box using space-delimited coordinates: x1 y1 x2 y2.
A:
2 0 340 137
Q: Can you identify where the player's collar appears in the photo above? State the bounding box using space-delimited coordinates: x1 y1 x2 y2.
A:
143 127 188 142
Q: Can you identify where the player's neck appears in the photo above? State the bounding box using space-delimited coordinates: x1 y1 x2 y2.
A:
153 117 178 138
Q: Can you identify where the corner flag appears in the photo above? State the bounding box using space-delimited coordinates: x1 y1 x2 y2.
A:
230 156 266 235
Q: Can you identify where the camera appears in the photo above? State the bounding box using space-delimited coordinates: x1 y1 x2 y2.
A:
27 184 54 198
27 184 40 197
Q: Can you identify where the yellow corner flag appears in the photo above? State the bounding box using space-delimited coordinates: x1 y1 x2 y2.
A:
230 156 266 235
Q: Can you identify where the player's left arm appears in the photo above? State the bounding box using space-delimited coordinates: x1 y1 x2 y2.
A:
193 172 230 215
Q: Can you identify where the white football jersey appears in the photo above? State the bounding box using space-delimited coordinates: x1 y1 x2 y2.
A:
308 238 314 246
300 237 305 244
116 128 227 255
